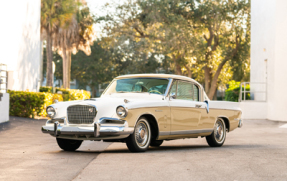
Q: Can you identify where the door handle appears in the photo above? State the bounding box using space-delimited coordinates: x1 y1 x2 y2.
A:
195 104 202 108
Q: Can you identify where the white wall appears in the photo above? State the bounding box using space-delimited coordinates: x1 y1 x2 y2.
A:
0 93 9 123
0 0 41 92
250 0 287 121
240 102 268 120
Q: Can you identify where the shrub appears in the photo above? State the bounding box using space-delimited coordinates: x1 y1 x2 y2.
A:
8 88 90 118
225 81 250 102
40 87 90 101
8 90 64 118
39 86 53 93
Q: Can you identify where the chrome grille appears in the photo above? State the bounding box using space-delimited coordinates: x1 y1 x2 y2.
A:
67 105 97 124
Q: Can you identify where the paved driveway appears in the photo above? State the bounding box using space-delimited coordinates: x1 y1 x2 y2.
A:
0 117 287 181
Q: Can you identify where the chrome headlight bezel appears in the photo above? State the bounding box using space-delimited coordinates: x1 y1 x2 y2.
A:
46 106 56 118
116 106 128 118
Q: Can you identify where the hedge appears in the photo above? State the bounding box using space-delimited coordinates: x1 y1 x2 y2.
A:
40 86 90 101
225 81 250 102
8 88 90 118
8 90 63 118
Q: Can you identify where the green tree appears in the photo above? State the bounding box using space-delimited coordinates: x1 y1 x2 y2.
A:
98 0 250 99
41 0 77 86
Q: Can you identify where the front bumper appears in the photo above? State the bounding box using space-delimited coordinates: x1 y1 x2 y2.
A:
41 117 134 140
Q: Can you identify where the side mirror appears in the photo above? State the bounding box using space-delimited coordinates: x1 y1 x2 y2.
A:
204 100 209 113
170 93 176 100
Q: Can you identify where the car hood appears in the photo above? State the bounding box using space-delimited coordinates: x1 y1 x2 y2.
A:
50 93 166 121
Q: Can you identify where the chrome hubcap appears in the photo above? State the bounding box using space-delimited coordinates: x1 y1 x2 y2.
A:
214 119 225 143
135 121 149 147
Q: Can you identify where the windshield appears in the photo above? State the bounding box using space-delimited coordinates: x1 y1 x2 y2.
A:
103 78 169 95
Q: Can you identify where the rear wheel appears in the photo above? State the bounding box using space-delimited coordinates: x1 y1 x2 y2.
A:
150 140 163 147
126 117 151 152
206 118 226 147
56 138 83 151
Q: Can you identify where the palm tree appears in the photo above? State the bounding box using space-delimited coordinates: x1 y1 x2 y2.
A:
53 2 94 88
41 0 77 86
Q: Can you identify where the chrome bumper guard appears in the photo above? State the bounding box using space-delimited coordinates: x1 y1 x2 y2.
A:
41 117 134 138
238 119 243 128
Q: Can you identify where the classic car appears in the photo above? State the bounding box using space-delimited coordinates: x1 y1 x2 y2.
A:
42 74 242 152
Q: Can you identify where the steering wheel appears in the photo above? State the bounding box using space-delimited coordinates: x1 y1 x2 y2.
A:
148 90 162 94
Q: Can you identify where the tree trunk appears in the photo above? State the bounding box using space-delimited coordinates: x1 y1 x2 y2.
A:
67 50 71 88
46 34 53 86
204 66 211 93
207 37 240 99
184 65 192 78
173 59 182 75
40 41 44 87
62 47 69 89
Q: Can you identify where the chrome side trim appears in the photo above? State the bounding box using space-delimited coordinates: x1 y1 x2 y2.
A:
158 131 170 136
159 129 213 136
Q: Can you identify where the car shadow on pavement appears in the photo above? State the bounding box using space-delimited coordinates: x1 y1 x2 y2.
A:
64 144 266 154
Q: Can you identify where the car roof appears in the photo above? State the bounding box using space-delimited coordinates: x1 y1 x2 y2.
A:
115 74 202 88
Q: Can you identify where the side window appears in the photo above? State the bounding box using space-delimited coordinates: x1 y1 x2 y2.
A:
177 81 194 100
169 80 199 101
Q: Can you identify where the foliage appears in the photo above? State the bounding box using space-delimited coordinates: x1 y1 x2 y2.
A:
40 86 91 101
55 88 90 101
225 81 250 102
39 86 53 93
98 0 251 99
42 38 172 97
8 90 63 118
9 87 90 118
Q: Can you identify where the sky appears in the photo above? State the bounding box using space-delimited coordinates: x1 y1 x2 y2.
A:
85 0 109 36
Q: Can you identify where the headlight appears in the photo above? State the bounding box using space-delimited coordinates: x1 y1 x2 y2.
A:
116 106 128 118
46 106 56 118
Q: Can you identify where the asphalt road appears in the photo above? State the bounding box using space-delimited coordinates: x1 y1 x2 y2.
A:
0 117 287 181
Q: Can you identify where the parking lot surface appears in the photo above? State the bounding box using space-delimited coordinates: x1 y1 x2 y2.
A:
0 117 287 181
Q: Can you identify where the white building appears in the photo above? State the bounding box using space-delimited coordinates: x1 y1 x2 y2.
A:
240 0 287 121
0 0 40 123
0 0 41 92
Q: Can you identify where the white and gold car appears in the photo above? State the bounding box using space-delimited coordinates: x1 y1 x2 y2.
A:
42 74 242 152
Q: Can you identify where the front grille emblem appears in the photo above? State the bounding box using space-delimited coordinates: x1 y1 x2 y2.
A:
89 108 93 113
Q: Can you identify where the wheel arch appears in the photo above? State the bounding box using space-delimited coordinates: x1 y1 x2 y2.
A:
217 116 230 132
138 113 159 140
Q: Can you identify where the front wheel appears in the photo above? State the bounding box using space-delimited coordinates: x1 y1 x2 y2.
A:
206 118 226 147
56 138 83 151
150 140 163 147
126 117 151 152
